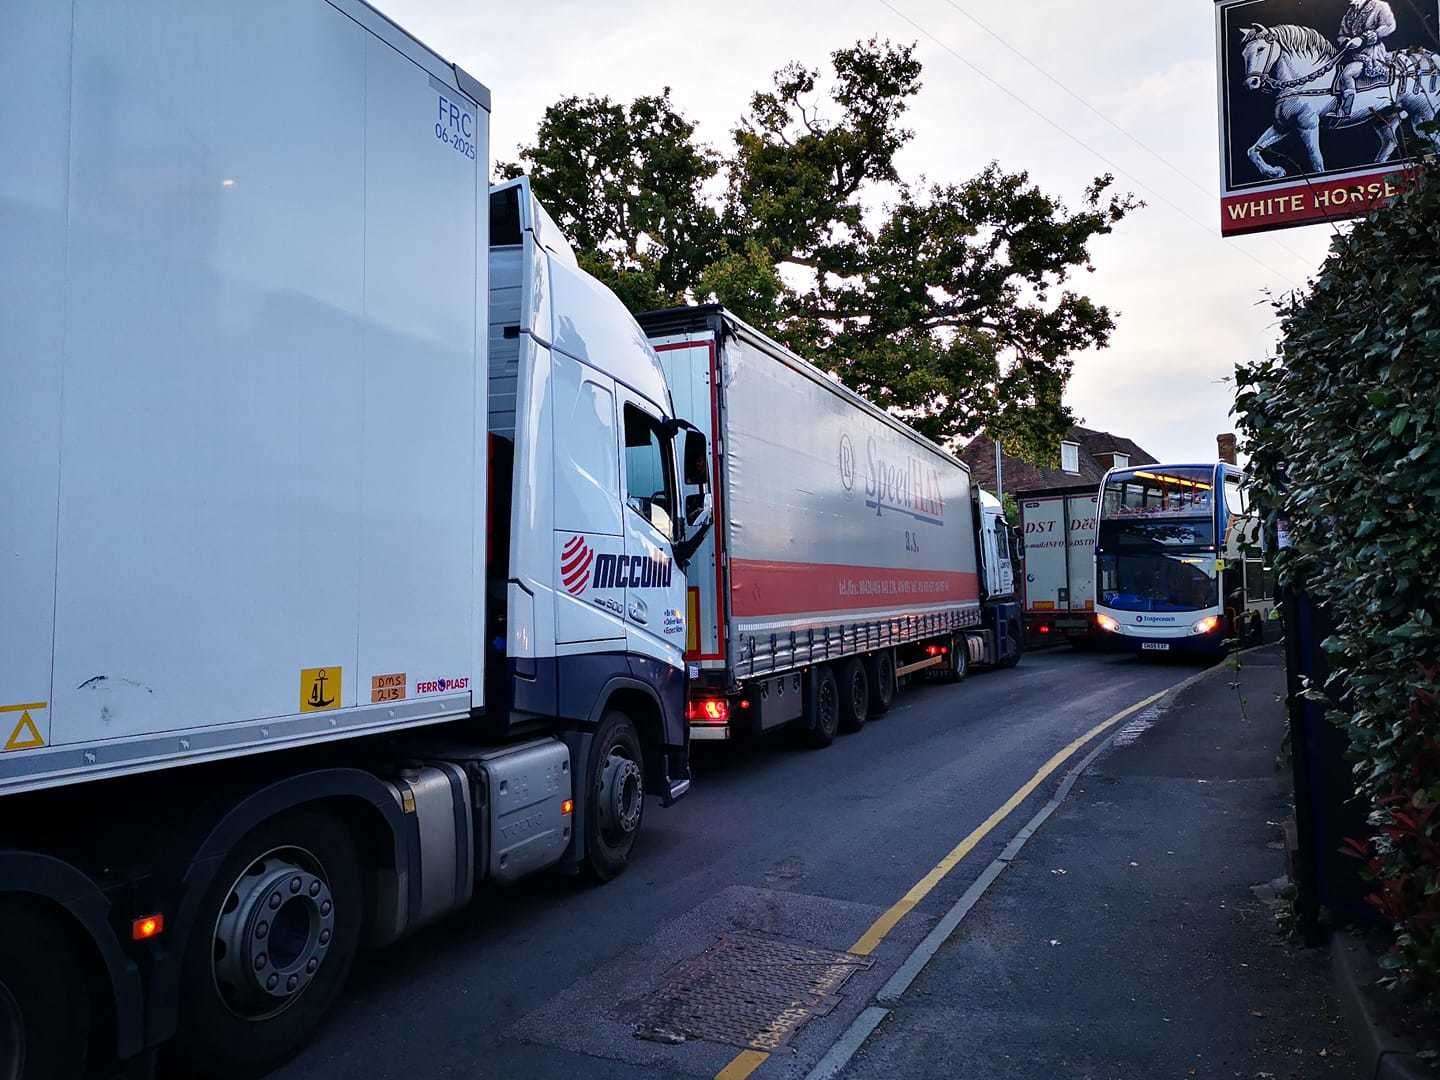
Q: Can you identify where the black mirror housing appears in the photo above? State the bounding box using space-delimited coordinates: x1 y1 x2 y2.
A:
683 430 709 487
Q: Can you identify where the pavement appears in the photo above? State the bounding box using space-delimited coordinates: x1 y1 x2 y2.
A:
839 643 1359 1080
263 648 1202 1080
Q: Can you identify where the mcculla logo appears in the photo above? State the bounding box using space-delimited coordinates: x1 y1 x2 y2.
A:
561 535 673 596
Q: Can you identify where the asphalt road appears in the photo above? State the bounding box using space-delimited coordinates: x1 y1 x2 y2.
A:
269 648 1207 1080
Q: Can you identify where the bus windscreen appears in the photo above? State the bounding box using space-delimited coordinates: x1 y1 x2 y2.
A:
1100 467 1216 549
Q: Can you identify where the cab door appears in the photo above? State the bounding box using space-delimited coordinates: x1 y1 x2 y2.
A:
617 391 686 668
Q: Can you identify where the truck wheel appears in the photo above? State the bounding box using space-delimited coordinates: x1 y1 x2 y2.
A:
586 711 646 882
170 810 362 1079
866 651 896 716
1000 617 1024 669
0 902 90 1080
837 659 870 733
944 637 970 682
802 665 840 748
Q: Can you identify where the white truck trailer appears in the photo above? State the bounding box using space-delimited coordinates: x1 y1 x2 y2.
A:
1018 491 1100 646
638 306 1023 745
0 5 712 1077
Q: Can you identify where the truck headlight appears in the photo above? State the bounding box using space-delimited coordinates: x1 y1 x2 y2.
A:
1192 615 1221 635
1096 613 1120 633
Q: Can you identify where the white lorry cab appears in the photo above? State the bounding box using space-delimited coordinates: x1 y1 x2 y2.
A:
0 4 710 1077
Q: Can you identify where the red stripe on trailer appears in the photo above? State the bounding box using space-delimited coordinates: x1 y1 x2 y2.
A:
729 559 980 618
562 535 584 557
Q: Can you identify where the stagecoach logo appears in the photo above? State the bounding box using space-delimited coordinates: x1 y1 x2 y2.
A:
1134 614 1177 625
561 534 674 598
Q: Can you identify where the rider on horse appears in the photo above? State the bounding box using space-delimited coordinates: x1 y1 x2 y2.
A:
1336 0 1397 117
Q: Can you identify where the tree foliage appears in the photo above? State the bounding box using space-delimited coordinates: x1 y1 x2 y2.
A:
505 40 1137 460
1235 161 1440 1000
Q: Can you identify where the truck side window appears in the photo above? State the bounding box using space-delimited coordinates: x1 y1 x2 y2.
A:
623 405 675 538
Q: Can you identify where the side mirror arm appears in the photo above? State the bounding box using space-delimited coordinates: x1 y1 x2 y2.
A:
673 496 714 571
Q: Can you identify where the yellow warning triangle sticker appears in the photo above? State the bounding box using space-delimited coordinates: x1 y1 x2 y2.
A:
4 711 46 751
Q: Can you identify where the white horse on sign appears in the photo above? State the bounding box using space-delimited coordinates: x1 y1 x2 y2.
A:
1238 23 1440 179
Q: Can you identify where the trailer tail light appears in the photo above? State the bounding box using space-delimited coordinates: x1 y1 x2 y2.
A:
1038 624 1051 635
687 697 729 724
132 914 165 941
924 645 949 656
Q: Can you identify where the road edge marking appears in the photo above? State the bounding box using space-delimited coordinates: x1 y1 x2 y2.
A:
801 659 1238 1079
715 1049 770 1080
847 684 1170 957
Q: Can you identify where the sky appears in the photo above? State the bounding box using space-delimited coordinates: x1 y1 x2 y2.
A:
384 0 1338 463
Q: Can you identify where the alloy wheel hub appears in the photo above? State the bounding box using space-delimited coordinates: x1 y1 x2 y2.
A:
213 852 335 1019
598 753 643 835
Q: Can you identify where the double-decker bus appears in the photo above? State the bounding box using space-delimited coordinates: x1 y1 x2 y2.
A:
1093 463 1274 655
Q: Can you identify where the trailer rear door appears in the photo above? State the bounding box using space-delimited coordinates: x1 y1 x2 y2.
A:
1064 494 1099 611
1022 497 1067 611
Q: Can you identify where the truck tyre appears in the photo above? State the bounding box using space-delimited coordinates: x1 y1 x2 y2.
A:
837 659 870 733
944 636 970 682
802 665 840 748
170 810 363 1079
866 651 896 716
1000 617 1024 669
0 901 90 1080
585 711 646 882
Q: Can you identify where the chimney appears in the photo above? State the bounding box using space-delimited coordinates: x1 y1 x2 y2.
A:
1217 432 1238 465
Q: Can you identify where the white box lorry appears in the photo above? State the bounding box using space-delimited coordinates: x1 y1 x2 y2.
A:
1019 491 1100 645
638 306 1023 745
0 4 711 1077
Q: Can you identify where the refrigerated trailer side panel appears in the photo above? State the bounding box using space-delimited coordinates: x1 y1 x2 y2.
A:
2 0 487 789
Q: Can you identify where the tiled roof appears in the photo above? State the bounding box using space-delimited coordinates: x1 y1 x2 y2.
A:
960 425 1158 495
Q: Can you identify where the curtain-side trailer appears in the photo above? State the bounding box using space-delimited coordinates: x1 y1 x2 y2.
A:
638 306 1023 747
0 5 711 1077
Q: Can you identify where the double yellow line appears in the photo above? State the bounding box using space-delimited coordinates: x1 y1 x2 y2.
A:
715 686 1171 1080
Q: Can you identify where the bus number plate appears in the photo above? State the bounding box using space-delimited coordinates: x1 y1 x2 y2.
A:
1141 642 1170 652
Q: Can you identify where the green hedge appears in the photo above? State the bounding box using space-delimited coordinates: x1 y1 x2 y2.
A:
1235 160 1439 998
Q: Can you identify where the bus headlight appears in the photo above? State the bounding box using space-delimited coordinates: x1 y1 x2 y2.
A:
1096 613 1120 633
1192 615 1221 635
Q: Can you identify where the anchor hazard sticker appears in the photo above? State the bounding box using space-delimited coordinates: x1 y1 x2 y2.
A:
2 702 47 752
300 667 343 713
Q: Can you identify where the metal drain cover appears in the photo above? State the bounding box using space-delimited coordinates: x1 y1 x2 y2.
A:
631 932 873 1051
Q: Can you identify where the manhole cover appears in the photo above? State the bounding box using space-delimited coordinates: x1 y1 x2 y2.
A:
630 932 873 1051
